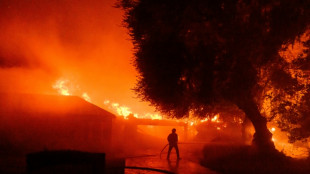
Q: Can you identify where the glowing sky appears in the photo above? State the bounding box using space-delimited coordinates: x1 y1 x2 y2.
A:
0 0 158 116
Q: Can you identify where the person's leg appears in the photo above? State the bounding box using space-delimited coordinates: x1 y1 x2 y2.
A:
167 145 173 159
175 145 180 159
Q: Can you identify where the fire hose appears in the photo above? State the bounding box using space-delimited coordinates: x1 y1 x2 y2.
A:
159 142 208 159
159 144 169 159
125 166 175 174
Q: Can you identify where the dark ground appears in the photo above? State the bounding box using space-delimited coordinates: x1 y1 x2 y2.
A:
201 144 310 174
1 143 310 174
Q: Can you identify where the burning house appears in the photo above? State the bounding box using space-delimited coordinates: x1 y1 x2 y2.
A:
0 93 115 155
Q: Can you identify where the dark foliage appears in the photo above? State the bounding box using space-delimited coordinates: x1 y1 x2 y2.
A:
120 0 310 149
120 0 309 116
202 144 310 174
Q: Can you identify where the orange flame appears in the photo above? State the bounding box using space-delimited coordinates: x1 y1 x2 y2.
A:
211 114 220 123
103 99 164 120
112 103 132 119
82 92 91 102
53 79 70 96
260 29 310 159
53 78 92 103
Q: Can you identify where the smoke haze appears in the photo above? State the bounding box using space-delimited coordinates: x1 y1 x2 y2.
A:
0 0 156 115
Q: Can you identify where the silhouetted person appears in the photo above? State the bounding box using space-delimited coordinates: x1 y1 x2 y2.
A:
167 128 180 159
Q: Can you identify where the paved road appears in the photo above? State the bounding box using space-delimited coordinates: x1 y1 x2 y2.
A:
126 156 217 174
124 144 218 174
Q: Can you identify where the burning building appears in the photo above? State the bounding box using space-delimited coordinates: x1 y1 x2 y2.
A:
0 93 115 155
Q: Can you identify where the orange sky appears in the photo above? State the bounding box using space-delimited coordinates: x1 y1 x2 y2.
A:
0 0 158 116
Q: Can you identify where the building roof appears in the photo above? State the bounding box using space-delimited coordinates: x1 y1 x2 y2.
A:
0 93 115 120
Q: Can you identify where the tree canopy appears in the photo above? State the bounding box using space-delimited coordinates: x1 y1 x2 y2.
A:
260 31 310 143
120 0 310 150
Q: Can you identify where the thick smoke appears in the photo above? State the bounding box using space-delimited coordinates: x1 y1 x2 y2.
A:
0 0 156 115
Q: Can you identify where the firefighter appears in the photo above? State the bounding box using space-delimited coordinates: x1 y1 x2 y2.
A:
167 128 180 160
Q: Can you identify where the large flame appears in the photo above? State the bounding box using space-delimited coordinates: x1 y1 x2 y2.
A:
52 78 166 120
52 78 226 130
261 29 310 159
104 100 163 120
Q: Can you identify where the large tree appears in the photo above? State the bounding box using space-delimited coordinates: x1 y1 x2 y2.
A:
120 0 310 151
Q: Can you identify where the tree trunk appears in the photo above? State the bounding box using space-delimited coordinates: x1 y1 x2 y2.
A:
236 97 276 152
241 117 252 144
